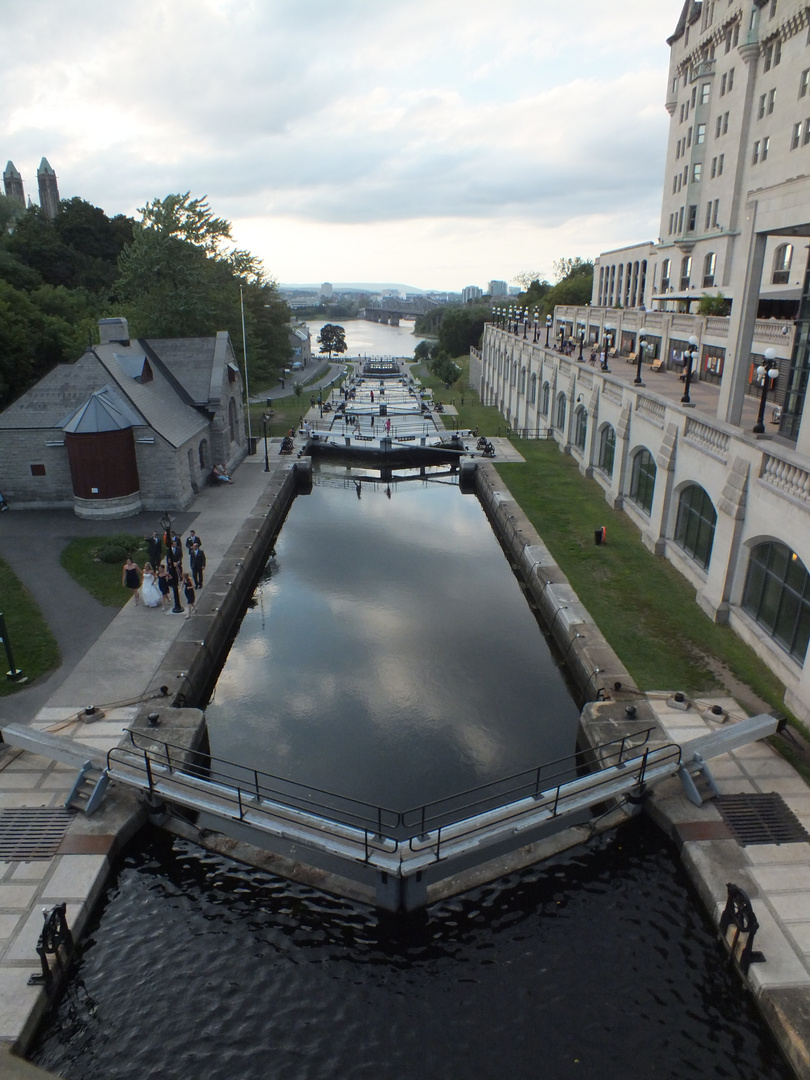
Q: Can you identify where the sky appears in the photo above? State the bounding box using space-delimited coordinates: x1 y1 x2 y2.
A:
1 0 679 292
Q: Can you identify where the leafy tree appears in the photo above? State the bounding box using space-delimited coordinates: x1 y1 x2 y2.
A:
413 340 432 363
512 270 545 291
317 323 347 359
698 291 730 316
437 305 491 355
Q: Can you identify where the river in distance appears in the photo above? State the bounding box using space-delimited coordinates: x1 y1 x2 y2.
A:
302 317 430 360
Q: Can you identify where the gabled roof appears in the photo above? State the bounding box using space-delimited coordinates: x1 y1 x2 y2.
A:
668 0 702 45
60 384 143 433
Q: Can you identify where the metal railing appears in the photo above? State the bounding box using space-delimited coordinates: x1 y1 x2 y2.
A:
108 727 679 863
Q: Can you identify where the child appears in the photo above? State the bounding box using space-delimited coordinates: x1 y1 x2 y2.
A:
183 573 197 618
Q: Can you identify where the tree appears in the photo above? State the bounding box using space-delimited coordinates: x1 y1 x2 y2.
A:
698 291 730 316
413 340 432 363
317 323 347 359
437 305 490 356
512 270 545 291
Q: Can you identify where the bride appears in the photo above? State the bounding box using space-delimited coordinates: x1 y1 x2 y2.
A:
140 563 162 608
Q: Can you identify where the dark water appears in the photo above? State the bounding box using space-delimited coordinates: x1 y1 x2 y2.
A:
204 464 580 811
31 818 791 1080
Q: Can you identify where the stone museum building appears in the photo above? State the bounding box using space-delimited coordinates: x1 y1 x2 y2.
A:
0 318 247 518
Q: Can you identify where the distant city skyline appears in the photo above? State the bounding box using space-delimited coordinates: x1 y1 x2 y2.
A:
2 1 676 292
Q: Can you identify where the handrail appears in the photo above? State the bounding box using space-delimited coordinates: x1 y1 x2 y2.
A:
108 727 663 854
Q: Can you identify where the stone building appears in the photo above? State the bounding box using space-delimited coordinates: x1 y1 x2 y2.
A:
478 0 810 723
0 318 247 518
2 158 60 217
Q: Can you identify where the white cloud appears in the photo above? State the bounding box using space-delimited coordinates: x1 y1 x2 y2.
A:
0 0 679 289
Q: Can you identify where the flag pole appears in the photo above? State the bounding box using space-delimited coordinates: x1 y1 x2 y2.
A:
240 285 253 442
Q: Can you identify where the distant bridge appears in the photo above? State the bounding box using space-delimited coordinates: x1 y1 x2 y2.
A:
361 297 442 325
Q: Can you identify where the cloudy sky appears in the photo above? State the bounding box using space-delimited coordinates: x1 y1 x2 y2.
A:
2 1 678 291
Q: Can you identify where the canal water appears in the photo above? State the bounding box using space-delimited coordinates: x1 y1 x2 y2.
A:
27 459 794 1078
31 818 792 1080
204 462 581 812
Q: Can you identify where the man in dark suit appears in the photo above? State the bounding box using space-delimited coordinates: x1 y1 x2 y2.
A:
145 531 162 568
190 543 206 590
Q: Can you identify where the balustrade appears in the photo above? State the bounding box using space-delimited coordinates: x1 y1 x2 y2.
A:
635 396 667 426
684 416 730 459
760 454 810 505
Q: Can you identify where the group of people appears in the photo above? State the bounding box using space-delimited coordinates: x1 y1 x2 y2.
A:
122 528 207 618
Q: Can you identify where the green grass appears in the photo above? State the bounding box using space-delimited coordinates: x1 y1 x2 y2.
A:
413 358 503 436
60 534 150 608
495 440 792 713
0 555 60 694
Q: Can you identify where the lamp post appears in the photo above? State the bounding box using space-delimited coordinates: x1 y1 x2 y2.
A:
681 334 698 404
533 308 540 342
602 332 612 369
578 329 585 361
523 309 528 339
753 348 780 433
159 510 184 614
634 329 648 385
545 315 552 347
262 412 271 471
558 326 565 352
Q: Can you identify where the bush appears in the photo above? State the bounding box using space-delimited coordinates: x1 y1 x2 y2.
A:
94 534 146 564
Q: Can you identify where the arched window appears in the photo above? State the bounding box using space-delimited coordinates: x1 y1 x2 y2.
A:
228 397 237 442
661 258 671 291
198 438 209 469
680 255 692 291
541 382 550 416
629 448 656 514
555 392 567 430
529 373 537 404
772 243 793 285
742 541 810 663
519 367 527 395
511 361 518 386
674 484 717 570
702 252 716 288
573 406 587 451
597 424 616 477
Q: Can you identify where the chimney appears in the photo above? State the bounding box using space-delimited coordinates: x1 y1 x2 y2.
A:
98 317 130 346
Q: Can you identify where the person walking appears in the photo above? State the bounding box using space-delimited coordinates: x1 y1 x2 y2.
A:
183 574 197 618
145 531 162 568
157 564 171 610
122 557 141 606
185 530 201 556
190 542 206 590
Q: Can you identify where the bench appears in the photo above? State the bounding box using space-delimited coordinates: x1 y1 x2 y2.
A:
649 358 665 372
626 351 637 364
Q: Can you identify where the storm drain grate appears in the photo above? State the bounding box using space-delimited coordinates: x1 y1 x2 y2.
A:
715 793 810 846
0 808 73 860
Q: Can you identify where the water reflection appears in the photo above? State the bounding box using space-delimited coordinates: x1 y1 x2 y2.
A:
205 464 580 810
31 819 792 1080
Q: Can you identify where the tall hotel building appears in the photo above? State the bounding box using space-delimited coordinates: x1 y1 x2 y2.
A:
478 0 810 720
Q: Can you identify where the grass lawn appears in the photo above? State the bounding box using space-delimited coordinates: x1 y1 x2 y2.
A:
60 533 151 608
494 440 791 712
0 555 59 695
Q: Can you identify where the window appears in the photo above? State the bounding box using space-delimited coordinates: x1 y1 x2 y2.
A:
711 156 717 178
723 111 729 134
718 153 724 175
692 163 702 183
705 201 713 229
727 67 734 92
732 24 739 48
721 72 727 95
769 0 777 17
678 206 685 232
629 449 656 515
801 69 810 98
768 88 776 114
716 115 723 137
661 259 671 290
573 407 587 452
554 393 566 431
696 123 706 144
687 126 692 147
529 373 537 404
773 243 794 284
703 252 716 286
753 140 761 164
713 198 719 227
763 42 773 71
742 542 810 663
680 255 692 290
687 204 697 231
758 93 766 119
804 118 810 145
762 135 770 160
675 485 717 570
724 30 732 56
792 122 802 150
680 103 685 123
597 425 616 478
701 83 710 105
541 382 550 416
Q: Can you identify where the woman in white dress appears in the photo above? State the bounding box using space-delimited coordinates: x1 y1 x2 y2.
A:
140 563 162 608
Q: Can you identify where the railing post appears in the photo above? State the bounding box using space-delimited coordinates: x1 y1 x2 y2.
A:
237 787 244 820
144 752 154 793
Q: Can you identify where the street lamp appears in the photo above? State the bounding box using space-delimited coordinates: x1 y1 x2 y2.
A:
533 308 540 342
545 315 552 347
159 510 184 614
523 309 528 339
558 325 565 352
634 328 648 385
681 334 698 404
753 348 780 433
602 332 612 369
262 412 271 471
578 329 585 361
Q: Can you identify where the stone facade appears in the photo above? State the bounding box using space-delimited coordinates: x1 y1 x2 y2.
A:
478 322 810 724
